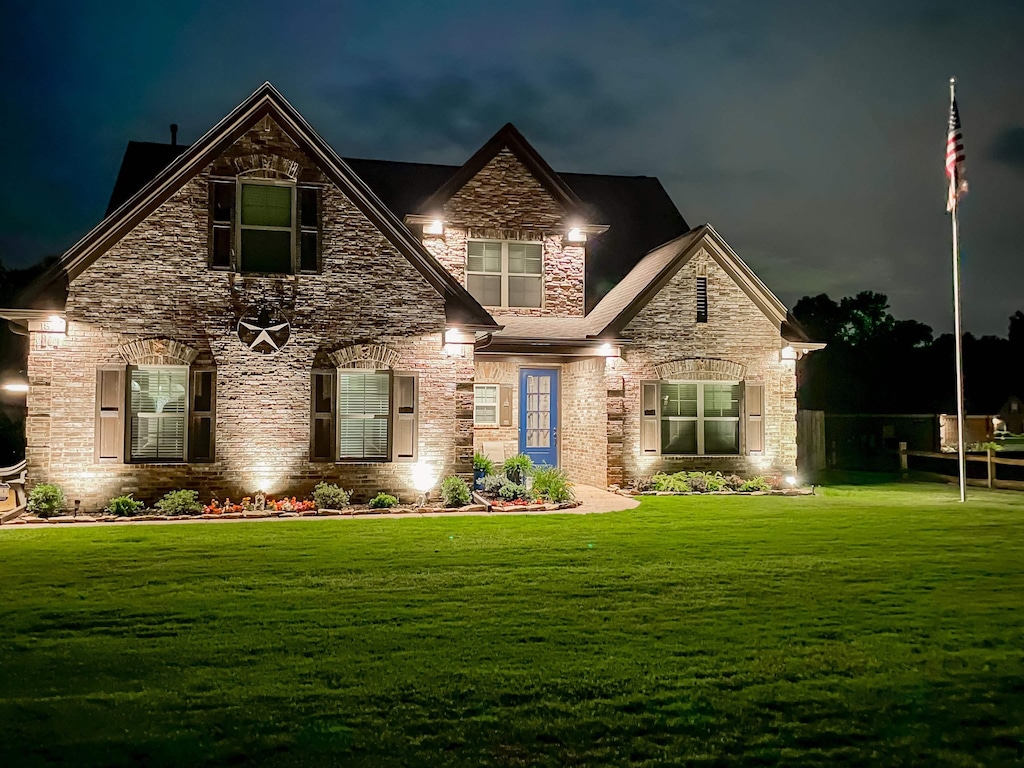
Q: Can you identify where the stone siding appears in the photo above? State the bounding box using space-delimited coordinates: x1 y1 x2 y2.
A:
26 118 473 510
424 149 585 317
616 247 797 484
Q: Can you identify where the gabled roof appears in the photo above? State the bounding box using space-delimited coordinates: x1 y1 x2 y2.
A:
100 148 690 314
414 123 588 219
25 82 498 329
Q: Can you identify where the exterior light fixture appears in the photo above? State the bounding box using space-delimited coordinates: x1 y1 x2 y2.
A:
785 476 797 487
423 220 444 235
780 345 797 362
2 382 29 394
567 227 586 243
411 462 436 507
597 343 621 358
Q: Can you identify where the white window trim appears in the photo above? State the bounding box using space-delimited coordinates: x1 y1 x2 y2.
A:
659 380 741 456
237 177 297 274
127 364 189 464
466 239 544 308
337 369 391 462
474 383 500 427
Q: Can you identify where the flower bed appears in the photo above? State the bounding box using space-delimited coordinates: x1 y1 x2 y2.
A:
613 470 812 497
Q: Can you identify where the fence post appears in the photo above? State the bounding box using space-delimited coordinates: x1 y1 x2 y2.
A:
987 448 994 489
899 441 908 479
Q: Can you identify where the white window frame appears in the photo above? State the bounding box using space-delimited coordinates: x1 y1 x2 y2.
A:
466 239 543 308
474 384 500 426
337 370 391 462
659 380 741 456
127 364 189 464
237 178 296 275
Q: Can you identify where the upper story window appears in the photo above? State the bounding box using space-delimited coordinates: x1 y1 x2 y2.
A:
466 240 542 308
209 178 320 275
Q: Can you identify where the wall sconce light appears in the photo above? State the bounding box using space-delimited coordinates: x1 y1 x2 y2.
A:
780 345 797 362
423 220 444 235
1 372 29 394
597 343 621 358
567 227 586 243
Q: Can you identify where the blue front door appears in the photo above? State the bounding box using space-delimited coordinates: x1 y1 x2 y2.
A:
519 368 558 467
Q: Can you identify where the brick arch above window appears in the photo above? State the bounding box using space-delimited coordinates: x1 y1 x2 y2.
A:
118 338 199 366
654 358 746 381
329 343 401 370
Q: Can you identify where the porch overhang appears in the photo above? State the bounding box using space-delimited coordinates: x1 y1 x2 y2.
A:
475 334 628 358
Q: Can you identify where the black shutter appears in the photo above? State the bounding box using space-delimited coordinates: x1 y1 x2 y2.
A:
209 181 234 269
310 370 336 461
696 277 708 323
298 186 320 273
189 368 216 462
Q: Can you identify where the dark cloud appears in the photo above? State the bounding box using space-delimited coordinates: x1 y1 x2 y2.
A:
990 127 1024 170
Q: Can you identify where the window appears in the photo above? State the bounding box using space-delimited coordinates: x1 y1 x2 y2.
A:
466 240 542 308
239 182 294 274
642 381 741 455
129 366 188 462
96 364 216 464
332 371 418 462
696 277 708 323
474 384 499 426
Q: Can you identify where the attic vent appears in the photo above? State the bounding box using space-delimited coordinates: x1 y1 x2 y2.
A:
696 277 708 323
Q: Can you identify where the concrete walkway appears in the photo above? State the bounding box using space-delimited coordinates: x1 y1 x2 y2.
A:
1 485 639 530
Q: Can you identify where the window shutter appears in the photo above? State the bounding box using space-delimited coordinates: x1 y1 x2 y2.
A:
95 367 125 461
696 277 708 323
500 384 513 426
209 181 234 269
746 382 764 454
189 368 216 462
393 373 417 461
297 186 320 273
641 381 660 454
310 370 336 462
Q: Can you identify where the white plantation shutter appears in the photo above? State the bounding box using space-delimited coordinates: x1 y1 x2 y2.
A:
641 382 660 454
338 371 390 460
129 366 187 462
393 374 418 461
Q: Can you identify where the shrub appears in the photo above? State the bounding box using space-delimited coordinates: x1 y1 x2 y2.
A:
472 452 495 474
155 489 203 515
724 474 746 491
531 465 575 503
651 472 689 493
687 472 709 493
693 471 727 492
739 476 771 492
482 473 508 495
498 482 531 501
440 476 472 508
27 484 65 518
502 454 533 485
368 493 399 509
312 482 350 510
105 494 144 517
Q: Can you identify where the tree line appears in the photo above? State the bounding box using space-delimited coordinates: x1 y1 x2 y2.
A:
793 291 1024 415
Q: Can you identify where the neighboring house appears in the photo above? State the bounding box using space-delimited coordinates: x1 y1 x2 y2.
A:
1 83 820 509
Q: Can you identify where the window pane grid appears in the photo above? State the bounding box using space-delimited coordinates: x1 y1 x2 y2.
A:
659 382 740 455
129 367 187 462
474 384 499 426
465 240 543 308
338 372 390 459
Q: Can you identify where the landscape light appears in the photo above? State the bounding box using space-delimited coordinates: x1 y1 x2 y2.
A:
2 382 29 393
785 476 797 486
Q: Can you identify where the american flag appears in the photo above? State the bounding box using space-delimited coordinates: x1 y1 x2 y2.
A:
946 96 967 212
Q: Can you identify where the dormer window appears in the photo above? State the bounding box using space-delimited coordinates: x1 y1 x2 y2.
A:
208 178 320 274
466 239 543 308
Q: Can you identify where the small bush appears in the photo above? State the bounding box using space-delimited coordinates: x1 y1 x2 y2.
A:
724 474 746 491
531 465 575 503
105 494 144 517
739 476 771 492
482 473 508 495
155 489 203 515
472 452 495 474
27 484 65 518
312 482 350 510
440 476 472 508
651 472 689 492
502 454 533 485
691 471 727 492
368 493 399 509
687 472 709 493
498 482 531 501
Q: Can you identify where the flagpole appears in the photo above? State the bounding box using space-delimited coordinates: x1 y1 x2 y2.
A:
949 76 967 503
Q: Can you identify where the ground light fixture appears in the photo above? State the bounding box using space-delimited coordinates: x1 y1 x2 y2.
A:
411 462 436 507
1 372 29 393
785 476 798 486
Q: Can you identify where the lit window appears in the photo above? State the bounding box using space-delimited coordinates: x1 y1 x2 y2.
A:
338 372 391 461
466 240 542 308
474 384 499 426
659 382 740 455
239 182 293 274
129 366 188 462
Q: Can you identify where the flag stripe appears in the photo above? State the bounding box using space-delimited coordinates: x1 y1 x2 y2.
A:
946 96 967 212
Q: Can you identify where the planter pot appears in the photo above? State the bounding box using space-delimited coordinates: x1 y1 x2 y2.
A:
473 469 486 491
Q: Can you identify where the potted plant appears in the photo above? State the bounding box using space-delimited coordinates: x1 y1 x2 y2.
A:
472 452 494 491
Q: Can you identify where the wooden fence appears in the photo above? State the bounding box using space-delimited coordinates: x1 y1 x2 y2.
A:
899 441 1024 490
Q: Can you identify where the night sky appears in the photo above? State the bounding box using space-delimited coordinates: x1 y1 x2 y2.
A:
2 0 1022 335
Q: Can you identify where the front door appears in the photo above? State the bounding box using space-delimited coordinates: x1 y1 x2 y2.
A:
519 368 558 467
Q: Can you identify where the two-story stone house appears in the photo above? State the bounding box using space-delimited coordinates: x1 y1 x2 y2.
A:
2 83 819 509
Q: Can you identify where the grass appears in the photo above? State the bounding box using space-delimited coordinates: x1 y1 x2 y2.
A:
2 482 1023 766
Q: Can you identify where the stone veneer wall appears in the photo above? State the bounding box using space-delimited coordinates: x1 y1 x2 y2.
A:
614 247 797 484
471 361 520 461
560 358 608 488
26 118 474 510
421 148 585 317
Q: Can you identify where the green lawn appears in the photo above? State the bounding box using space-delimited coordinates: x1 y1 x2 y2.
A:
2 483 1023 767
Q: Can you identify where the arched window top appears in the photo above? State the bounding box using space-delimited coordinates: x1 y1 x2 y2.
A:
329 343 401 370
118 338 198 366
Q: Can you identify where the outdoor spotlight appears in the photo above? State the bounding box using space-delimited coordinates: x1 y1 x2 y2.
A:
785 476 797 487
2 382 29 393
780 345 797 361
567 227 586 242
597 343 621 358
423 219 444 235
411 462 436 507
